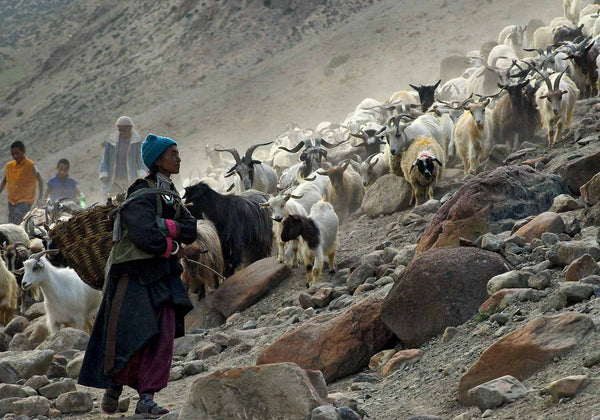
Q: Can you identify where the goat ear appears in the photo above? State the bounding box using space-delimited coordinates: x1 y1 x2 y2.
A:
316 169 329 176
185 203 194 209
409 84 419 91
341 160 350 171
12 268 24 275
410 161 418 173
259 202 270 208
290 194 304 199
433 158 443 167
433 80 441 89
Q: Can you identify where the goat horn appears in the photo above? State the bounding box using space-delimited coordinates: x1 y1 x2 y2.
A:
214 147 241 164
316 169 329 176
289 194 304 199
245 141 273 162
366 153 379 166
349 132 367 140
553 68 568 90
226 184 236 192
530 64 553 92
31 249 59 261
319 138 338 148
278 141 305 154
304 175 317 181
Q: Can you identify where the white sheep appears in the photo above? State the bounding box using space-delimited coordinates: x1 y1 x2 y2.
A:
0 224 30 247
401 135 446 206
0 257 17 326
453 98 493 173
281 201 339 287
20 250 102 335
535 69 579 148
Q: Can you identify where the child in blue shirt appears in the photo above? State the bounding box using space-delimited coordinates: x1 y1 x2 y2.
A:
44 159 81 203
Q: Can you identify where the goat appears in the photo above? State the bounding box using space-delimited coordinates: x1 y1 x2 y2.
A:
453 98 493 174
0 257 17 326
181 220 224 300
216 143 277 194
409 80 441 112
277 137 340 189
261 193 308 266
19 250 101 335
401 135 446 206
317 161 364 222
183 182 273 277
0 224 29 247
487 44 520 69
1 241 38 314
565 37 598 97
348 123 387 158
349 153 390 188
535 68 579 148
281 201 339 287
491 78 540 152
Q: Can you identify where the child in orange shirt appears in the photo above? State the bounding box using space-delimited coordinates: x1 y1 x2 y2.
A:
0 141 44 224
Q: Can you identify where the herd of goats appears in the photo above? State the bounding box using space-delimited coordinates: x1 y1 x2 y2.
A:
0 0 597 339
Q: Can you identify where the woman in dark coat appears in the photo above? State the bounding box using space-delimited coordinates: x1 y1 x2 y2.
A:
79 134 196 418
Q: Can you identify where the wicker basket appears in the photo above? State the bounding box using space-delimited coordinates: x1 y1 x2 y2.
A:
48 204 116 290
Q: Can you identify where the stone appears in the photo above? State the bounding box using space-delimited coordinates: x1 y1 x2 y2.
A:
528 271 553 290
24 303 45 321
554 149 600 194
242 320 257 330
183 361 206 376
480 288 540 314
412 199 442 215
46 360 68 379
179 363 327 419
39 379 76 399
361 174 412 217
185 341 222 361
346 264 376 293
4 316 28 337
382 247 399 264
0 331 9 352
118 396 130 413
558 282 594 303
0 350 55 384
24 375 49 391
8 333 32 351
174 334 209 357
36 328 89 352
381 247 507 347
169 365 184 381
442 326 459 343
487 271 530 295
360 252 383 267
25 322 50 348
299 292 317 309
312 288 334 308
540 375 589 403
0 384 28 399
467 375 527 411
368 349 396 371
512 212 565 243
312 405 341 420
54 391 93 414
392 245 417 266
402 213 426 226
541 291 568 313
546 240 600 266
257 297 394 383
185 298 226 331
328 295 354 311
550 194 581 212
210 257 291 317
337 406 361 419
382 349 422 377
458 312 594 404
580 172 600 205
581 274 600 286
480 233 504 252
11 396 51 417
337 256 361 271
64 353 82 380
0 397 19 417
541 232 560 247
390 265 406 281
417 166 567 254
564 254 598 282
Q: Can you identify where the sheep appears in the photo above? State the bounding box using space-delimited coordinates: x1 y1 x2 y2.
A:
533 26 554 50
437 77 470 102
349 153 390 188
316 160 364 222
453 98 493 174
183 182 273 277
487 44 519 69
281 201 339 287
535 69 580 148
401 135 445 206
0 224 29 247
181 220 224 299
216 143 278 194
0 257 17 326
19 250 101 335
260 192 308 266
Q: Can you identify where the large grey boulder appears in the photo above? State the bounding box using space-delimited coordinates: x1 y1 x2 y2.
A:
0 350 55 383
36 328 89 352
361 175 412 217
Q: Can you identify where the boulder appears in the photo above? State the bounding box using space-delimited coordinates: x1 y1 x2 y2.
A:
66 354 84 379
39 378 76 399
312 405 341 420
0 350 55 383
185 298 225 331
467 375 527 411
185 341 222 361
581 172 600 205
381 247 507 347
4 316 28 337
511 212 565 243
546 240 600 266
36 328 89 352
8 333 32 351
0 384 28 399
558 282 594 303
24 375 49 391
257 296 394 383
0 397 19 417
210 257 291 318
368 349 396 371
550 194 581 212
555 150 600 194
25 321 50 348
24 302 46 320
480 288 540 314
11 396 51 417
487 271 530 295
382 349 422 377
179 363 327 419
346 264 376 293
361 174 412 217
540 375 589 402
55 391 93 414
174 334 209 357
416 166 567 254
564 254 598 282
458 312 594 404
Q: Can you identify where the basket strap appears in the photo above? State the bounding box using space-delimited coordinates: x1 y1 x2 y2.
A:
103 273 130 375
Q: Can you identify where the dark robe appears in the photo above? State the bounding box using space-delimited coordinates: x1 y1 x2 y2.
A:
78 176 195 390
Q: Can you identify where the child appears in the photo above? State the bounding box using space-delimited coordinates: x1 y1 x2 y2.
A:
0 141 44 224
44 159 81 203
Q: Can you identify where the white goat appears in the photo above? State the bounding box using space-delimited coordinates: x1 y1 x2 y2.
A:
349 153 390 188
535 69 579 148
281 201 339 287
0 258 17 326
20 251 102 335
453 98 493 173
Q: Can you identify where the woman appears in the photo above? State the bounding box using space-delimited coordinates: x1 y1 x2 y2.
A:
79 134 196 418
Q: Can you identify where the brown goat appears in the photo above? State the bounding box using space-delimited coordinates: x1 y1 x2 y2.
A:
317 160 364 222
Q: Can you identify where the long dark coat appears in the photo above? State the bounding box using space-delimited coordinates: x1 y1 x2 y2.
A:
78 176 196 389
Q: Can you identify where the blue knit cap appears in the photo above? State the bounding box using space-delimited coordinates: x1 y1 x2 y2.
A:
141 134 177 168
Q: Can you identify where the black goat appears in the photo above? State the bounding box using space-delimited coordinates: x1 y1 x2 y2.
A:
409 80 441 112
183 182 273 277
